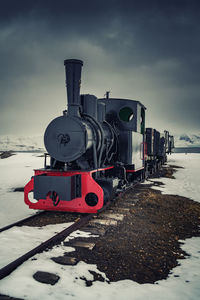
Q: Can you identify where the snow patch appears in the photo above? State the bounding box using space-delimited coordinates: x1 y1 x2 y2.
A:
0 135 44 151
150 154 200 203
0 153 44 227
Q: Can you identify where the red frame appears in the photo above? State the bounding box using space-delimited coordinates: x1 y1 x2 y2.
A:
24 166 113 213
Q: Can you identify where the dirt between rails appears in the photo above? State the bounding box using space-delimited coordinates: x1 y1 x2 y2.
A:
19 211 83 227
65 165 200 284
6 164 200 288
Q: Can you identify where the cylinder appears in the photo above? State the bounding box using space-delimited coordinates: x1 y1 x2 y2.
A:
64 59 83 116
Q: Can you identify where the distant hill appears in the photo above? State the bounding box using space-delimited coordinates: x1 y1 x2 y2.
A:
174 134 200 148
0 135 44 152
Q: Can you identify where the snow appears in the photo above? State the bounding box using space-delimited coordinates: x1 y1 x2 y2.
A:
0 153 200 299
0 223 73 269
150 153 200 203
0 153 44 227
0 135 44 151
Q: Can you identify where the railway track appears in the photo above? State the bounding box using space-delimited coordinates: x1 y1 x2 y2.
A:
0 212 46 233
0 214 93 280
0 181 142 281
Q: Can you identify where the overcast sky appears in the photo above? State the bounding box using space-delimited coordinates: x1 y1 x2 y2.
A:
0 0 200 136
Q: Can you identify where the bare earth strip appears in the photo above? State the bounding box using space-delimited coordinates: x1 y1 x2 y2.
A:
65 165 200 284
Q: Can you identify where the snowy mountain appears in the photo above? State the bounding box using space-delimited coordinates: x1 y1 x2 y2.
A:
0 135 44 152
0 133 200 152
174 134 200 148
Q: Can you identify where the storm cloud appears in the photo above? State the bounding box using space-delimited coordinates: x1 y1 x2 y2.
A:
0 0 200 135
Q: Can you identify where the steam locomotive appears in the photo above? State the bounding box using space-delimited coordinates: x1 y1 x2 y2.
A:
24 59 174 213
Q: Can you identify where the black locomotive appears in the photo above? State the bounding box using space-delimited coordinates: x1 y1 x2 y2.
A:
24 59 174 213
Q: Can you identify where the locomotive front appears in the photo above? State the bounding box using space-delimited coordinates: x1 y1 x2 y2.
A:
24 59 118 213
44 60 94 168
24 58 150 213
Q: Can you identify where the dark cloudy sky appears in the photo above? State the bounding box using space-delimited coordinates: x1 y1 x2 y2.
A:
0 0 200 136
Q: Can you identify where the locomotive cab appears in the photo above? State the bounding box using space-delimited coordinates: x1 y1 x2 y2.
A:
99 97 146 182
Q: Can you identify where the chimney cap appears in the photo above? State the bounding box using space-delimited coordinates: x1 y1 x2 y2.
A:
64 59 83 66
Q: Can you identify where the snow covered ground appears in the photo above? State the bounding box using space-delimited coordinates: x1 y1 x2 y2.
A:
0 153 200 299
0 153 44 227
0 135 44 152
150 153 200 203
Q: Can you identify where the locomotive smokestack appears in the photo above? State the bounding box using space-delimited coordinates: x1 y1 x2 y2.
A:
64 59 83 116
